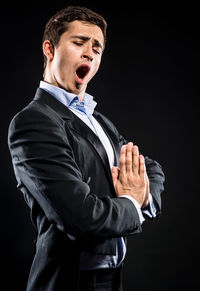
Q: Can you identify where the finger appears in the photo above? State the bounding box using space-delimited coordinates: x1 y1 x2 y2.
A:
132 145 139 174
139 154 146 176
120 145 127 177
143 173 149 206
145 173 149 184
126 142 133 173
145 173 149 194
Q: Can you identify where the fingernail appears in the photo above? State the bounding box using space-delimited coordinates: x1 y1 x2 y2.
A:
140 154 144 161
121 145 126 151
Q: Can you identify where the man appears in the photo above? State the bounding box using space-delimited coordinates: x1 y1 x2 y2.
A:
8 6 164 291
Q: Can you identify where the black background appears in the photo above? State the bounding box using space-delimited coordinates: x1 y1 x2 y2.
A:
1 1 199 290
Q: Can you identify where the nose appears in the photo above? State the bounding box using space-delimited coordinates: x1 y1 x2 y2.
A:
82 54 93 61
81 44 94 62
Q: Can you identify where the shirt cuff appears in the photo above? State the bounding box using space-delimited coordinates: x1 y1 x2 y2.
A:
142 193 157 218
120 195 145 224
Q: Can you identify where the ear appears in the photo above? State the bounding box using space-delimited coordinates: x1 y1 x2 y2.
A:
42 40 54 61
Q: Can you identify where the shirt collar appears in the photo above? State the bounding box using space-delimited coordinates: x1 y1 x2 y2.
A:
39 81 97 115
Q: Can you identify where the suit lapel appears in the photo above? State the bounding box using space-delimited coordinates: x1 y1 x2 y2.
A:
33 88 116 189
93 111 120 167
68 117 114 181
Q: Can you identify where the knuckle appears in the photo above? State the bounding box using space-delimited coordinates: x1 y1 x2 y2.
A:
127 175 133 184
140 159 144 165
120 175 127 184
120 156 125 163
126 157 132 164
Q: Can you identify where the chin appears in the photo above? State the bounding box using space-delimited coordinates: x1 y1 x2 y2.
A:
75 82 87 92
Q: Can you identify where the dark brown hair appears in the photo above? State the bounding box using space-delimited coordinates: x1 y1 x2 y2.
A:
42 6 107 68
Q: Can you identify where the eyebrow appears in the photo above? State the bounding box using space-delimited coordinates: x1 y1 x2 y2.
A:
70 35 104 50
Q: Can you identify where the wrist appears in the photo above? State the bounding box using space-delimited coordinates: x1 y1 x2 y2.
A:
142 197 149 208
120 195 145 224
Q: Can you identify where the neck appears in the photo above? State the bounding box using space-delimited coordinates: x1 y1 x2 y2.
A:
43 69 85 102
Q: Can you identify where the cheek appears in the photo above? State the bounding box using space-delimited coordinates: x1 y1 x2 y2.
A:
53 49 72 74
51 53 63 75
90 59 101 78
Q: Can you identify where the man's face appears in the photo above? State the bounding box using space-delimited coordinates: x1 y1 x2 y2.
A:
48 20 104 98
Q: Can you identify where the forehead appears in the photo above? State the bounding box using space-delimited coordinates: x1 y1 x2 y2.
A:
62 20 104 45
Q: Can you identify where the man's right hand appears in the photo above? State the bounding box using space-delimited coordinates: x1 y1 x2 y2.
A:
112 142 147 207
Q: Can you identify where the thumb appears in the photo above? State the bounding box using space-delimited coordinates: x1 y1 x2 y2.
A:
112 166 119 187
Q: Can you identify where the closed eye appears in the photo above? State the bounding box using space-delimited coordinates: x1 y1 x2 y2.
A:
93 49 100 55
73 42 83 46
72 40 102 55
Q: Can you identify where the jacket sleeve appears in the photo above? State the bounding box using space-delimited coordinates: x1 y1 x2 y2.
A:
144 157 165 216
8 107 142 238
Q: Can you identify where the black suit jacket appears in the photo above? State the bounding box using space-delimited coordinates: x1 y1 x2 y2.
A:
8 88 165 291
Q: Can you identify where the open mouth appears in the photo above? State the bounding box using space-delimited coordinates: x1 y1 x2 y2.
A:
75 64 90 84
